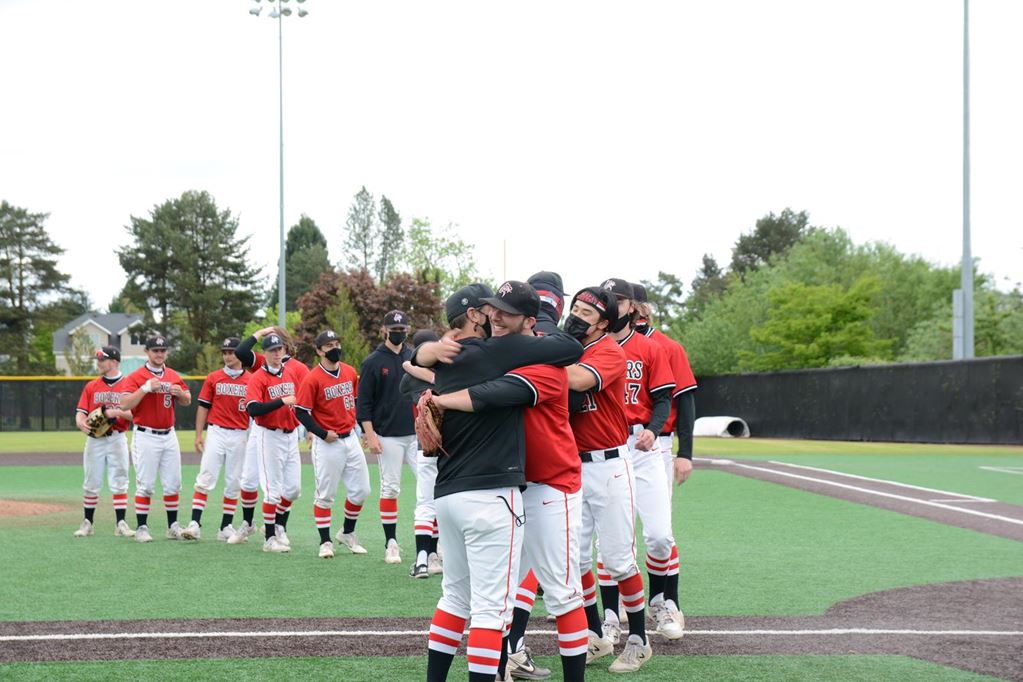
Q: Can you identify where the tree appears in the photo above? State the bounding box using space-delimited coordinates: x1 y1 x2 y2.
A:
343 187 376 272
730 208 812 277
324 286 372 371
375 196 403 284
640 271 686 328
32 291 92 373
0 200 74 373
65 330 99 376
401 218 480 300
269 215 333 311
685 254 729 320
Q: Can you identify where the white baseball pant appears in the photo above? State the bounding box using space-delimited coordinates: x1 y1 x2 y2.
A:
579 448 639 581
82 432 129 498
436 487 524 631
414 451 438 537
131 428 181 497
628 426 675 560
311 433 371 508
519 484 582 617
378 434 418 499
239 420 260 493
659 435 675 500
193 425 247 498
255 425 301 506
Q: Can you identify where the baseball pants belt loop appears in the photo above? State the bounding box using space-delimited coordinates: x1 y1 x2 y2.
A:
630 423 645 435
579 444 628 463
136 426 172 435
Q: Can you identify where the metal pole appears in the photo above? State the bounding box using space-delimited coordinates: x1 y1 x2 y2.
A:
277 8 287 329
962 0 974 358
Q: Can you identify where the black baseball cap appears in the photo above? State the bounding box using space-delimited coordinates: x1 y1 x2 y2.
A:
261 333 285 351
571 287 619 326
481 280 540 318
445 283 494 324
600 278 634 301
412 329 440 347
314 330 340 348
630 282 648 303
145 335 168 350
220 337 241 351
383 310 408 328
96 346 120 362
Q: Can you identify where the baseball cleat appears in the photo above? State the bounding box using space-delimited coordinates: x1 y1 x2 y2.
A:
318 541 335 559
608 634 652 673
135 525 154 543
506 646 551 680
409 562 429 579
602 614 622 647
427 552 443 575
229 521 254 544
73 519 93 537
166 522 184 540
181 521 201 540
586 632 614 665
651 598 684 640
384 539 401 564
619 604 628 627
115 520 136 537
337 532 367 555
275 525 291 547
263 536 290 553
216 525 236 542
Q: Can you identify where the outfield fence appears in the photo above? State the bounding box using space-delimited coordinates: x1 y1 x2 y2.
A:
696 355 1023 445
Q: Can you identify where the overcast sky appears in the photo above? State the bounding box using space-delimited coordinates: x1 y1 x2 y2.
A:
2 0 1020 313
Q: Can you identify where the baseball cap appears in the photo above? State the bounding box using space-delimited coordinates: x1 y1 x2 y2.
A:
412 329 440 347
261 333 285 351
600 278 634 301
145 335 168 350
630 282 648 303
220 337 241 351
383 310 408 328
571 287 619 326
314 330 339 348
481 280 540 318
96 346 120 362
445 283 494 324
528 270 565 317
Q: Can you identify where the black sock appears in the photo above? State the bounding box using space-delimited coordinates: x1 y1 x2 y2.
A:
191 508 203 524
625 607 646 644
507 607 530 655
496 634 510 679
281 510 290 528
275 512 286 529
242 505 254 526
383 523 396 545
166 510 177 526
136 513 148 528
415 534 432 557
600 584 620 621
220 513 232 530
342 518 356 534
426 649 456 682
561 651 586 682
115 508 125 523
666 572 680 607
584 604 603 638
265 523 275 540
318 527 331 544
648 572 667 605
430 535 439 554
84 507 95 523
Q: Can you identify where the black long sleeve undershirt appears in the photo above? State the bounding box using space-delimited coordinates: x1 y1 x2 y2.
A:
675 391 696 459
644 386 672 437
467 375 538 412
295 408 328 440
246 398 284 417
236 335 257 369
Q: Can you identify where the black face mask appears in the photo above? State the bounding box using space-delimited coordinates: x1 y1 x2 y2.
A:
562 314 593 340
609 315 631 334
324 347 343 364
388 331 407 346
635 322 650 335
471 310 492 338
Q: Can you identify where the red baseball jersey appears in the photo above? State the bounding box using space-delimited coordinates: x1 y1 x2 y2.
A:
570 334 629 452
644 327 698 434
245 361 306 431
296 362 359 434
121 365 189 430
507 364 580 494
617 330 675 427
197 368 250 430
76 375 131 433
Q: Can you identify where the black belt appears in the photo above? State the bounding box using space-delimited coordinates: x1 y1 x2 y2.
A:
269 427 295 434
579 449 621 463
339 430 352 438
88 430 116 439
137 426 172 435
210 424 246 431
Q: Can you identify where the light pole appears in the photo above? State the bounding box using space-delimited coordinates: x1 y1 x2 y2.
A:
961 0 974 358
249 0 309 329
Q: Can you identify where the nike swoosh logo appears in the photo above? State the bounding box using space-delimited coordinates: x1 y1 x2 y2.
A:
613 473 624 479
542 500 559 506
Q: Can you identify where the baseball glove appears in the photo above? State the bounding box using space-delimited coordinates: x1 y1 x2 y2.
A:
85 406 114 438
415 392 446 457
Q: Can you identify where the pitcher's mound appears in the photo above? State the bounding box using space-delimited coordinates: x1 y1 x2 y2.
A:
0 499 69 517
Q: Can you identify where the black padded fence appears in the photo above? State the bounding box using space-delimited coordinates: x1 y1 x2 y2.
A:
0 379 205 432
695 356 1023 444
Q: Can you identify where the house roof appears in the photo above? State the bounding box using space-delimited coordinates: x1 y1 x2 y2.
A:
53 313 144 353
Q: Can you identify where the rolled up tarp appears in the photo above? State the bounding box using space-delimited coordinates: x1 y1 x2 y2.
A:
694 416 750 438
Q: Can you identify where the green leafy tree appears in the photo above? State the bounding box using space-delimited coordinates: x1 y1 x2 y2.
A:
640 271 686 328
401 218 480 300
731 208 813 277
269 215 333 311
344 187 376 272
375 196 403 284
684 254 729 320
65 329 98 376
324 286 372 371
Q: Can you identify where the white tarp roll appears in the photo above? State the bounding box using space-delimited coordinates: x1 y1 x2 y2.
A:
694 416 750 438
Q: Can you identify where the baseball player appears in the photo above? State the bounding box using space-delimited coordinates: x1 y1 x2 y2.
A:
415 283 582 682
119 335 192 543
601 278 683 641
244 333 308 553
430 281 588 682
357 310 417 564
181 337 249 541
562 286 654 673
527 270 566 335
295 330 371 559
72 346 135 538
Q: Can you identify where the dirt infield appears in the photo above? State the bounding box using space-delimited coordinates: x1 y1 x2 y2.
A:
0 499 69 517
0 578 1020 679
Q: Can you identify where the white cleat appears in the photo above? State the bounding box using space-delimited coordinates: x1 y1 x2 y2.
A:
216 525 237 542
275 524 290 547
608 634 652 673
427 552 443 576
115 520 136 537
586 632 614 665
651 598 685 640
602 614 622 647
135 525 154 543
166 522 184 540
181 521 201 540
337 531 367 555
263 535 290 553
73 519 93 538
318 541 335 559
384 539 401 564
228 521 253 544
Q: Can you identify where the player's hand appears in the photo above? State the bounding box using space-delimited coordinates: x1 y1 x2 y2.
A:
170 385 183 397
635 429 656 451
77 420 92 435
281 395 297 407
146 378 161 392
421 334 462 365
364 432 382 454
195 434 205 453
254 326 277 339
674 457 693 485
325 430 339 443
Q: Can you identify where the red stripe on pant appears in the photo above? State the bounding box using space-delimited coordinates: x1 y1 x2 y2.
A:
379 497 398 524
432 517 439 538
556 607 589 657
466 628 502 677
83 496 98 509
668 544 680 575
262 502 276 525
240 489 259 508
192 490 208 511
112 493 128 510
581 570 597 607
314 504 331 529
515 569 539 610
222 496 238 514
163 494 179 511
344 499 362 521
428 608 466 655
619 573 646 613
276 497 292 516
134 495 151 513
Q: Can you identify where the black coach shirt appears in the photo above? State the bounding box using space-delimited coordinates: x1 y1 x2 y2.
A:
356 343 415 437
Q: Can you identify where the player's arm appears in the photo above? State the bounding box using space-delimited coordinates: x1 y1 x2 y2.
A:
566 364 600 392
356 356 381 453
402 361 435 385
121 377 157 410
235 327 277 369
645 387 673 439
412 333 463 367
483 333 583 370
295 407 337 442
171 378 191 407
431 374 535 413
194 405 210 453
75 410 91 435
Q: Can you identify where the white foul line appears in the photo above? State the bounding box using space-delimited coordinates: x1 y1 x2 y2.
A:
767 461 995 502
730 463 1023 527
1 628 1020 643
980 466 1023 476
